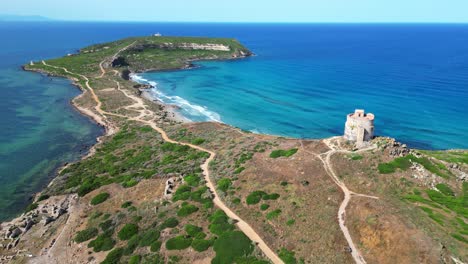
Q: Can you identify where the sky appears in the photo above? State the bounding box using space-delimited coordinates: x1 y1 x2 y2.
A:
3 0 468 23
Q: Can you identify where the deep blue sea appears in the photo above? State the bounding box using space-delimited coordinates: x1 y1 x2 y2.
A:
0 22 467 220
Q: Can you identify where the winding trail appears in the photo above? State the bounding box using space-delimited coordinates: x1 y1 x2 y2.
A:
318 138 378 264
41 46 284 263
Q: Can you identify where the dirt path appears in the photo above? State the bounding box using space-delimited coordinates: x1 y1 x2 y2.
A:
319 138 378 264
42 49 284 263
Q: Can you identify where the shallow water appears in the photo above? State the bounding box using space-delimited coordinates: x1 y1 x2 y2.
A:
1 22 467 220
138 24 468 150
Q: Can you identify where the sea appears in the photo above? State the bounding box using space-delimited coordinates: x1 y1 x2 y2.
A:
1 22 467 220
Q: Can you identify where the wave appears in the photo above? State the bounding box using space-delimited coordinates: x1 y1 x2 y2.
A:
130 74 222 123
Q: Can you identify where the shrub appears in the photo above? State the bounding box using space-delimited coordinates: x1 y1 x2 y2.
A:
436 183 455 196
166 235 193 250
263 193 280 200
177 203 199 217
160 217 179 229
99 220 114 231
118 223 139 240
139 229 160 247
121 201 133 208
172 184 192 201
75 227 98 243
260 204 270 211
90 192 110 205
150 241 162 252
286 219 296 226
184 174 201 187
123 235 140 255
451 233 468 243
191 138 205 145
280 181 288 186
101 247 123 264
266 209 282 220
37 194 50 201
350 154 363 160
212 231 254 264
25 202 38 212
234 167 245 174
129 255 141 264
122 179 138 188
185 224 203 237
278 248 298 264
246 191 267 205
270 148 298 158
217 178 232 193
191 238 214 252
209 210 235 235
89 231 116 252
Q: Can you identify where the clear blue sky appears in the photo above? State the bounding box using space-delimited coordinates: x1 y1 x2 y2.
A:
3 0 468 23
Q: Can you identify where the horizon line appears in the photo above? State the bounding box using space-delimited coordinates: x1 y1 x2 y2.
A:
3 19 468 24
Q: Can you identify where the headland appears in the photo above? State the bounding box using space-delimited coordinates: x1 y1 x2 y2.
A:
0 36 466 264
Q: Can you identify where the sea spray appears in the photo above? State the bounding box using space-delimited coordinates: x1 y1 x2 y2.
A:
131 74 222 122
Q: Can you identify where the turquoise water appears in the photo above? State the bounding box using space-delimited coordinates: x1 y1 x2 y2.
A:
1 22 468 220
137 24 468 150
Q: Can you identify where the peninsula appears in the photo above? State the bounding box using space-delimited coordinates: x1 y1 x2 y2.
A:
0 36 466 264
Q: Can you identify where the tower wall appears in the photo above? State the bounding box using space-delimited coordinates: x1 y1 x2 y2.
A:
344 110 375 142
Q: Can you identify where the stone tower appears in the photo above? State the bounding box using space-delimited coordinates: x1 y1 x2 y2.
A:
344 109 375 144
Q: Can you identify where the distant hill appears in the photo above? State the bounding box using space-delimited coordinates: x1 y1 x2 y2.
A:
0 14 52 22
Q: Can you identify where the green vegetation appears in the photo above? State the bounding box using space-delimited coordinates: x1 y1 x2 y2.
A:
191 138 205 145
278 248 299 264
378 156 412 174
129 255 141 264
420 150 468 164
139 229 160 247
419 207 445 226
90 192 110 205
177 203 199 217
56 126 208 198
436 183 455 196
246 191 266 205
185 224 204 238
118 223 139 240
212 231 254 264
349 154 363 160
74 227 98 243
150 241 162 252
165 235 193 250
270 148 298 158
451 233 468 243
286 219 296 226
209 210 235 236
191 238 214 252
378 154 452 178
263 193 280 200
121 201 132 208
160 217 179 229
25 202 38 213
426 189 467 218
260 204 270 211
89 230 116 252
99 219 114 231
266 209 282 220
246 190 280 205
217 178 232 193
101 248 124 264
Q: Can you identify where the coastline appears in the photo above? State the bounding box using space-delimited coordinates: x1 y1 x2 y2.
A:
2 37 466 264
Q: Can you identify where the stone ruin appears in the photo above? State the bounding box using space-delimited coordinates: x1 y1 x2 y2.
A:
344 109 375 146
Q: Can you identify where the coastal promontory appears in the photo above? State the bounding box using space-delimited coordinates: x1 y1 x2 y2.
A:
0 36 466 264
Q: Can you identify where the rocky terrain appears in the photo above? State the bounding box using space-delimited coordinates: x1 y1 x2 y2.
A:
0 36 466 264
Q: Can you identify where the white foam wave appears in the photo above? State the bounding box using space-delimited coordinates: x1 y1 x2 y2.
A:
131 74 222 123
